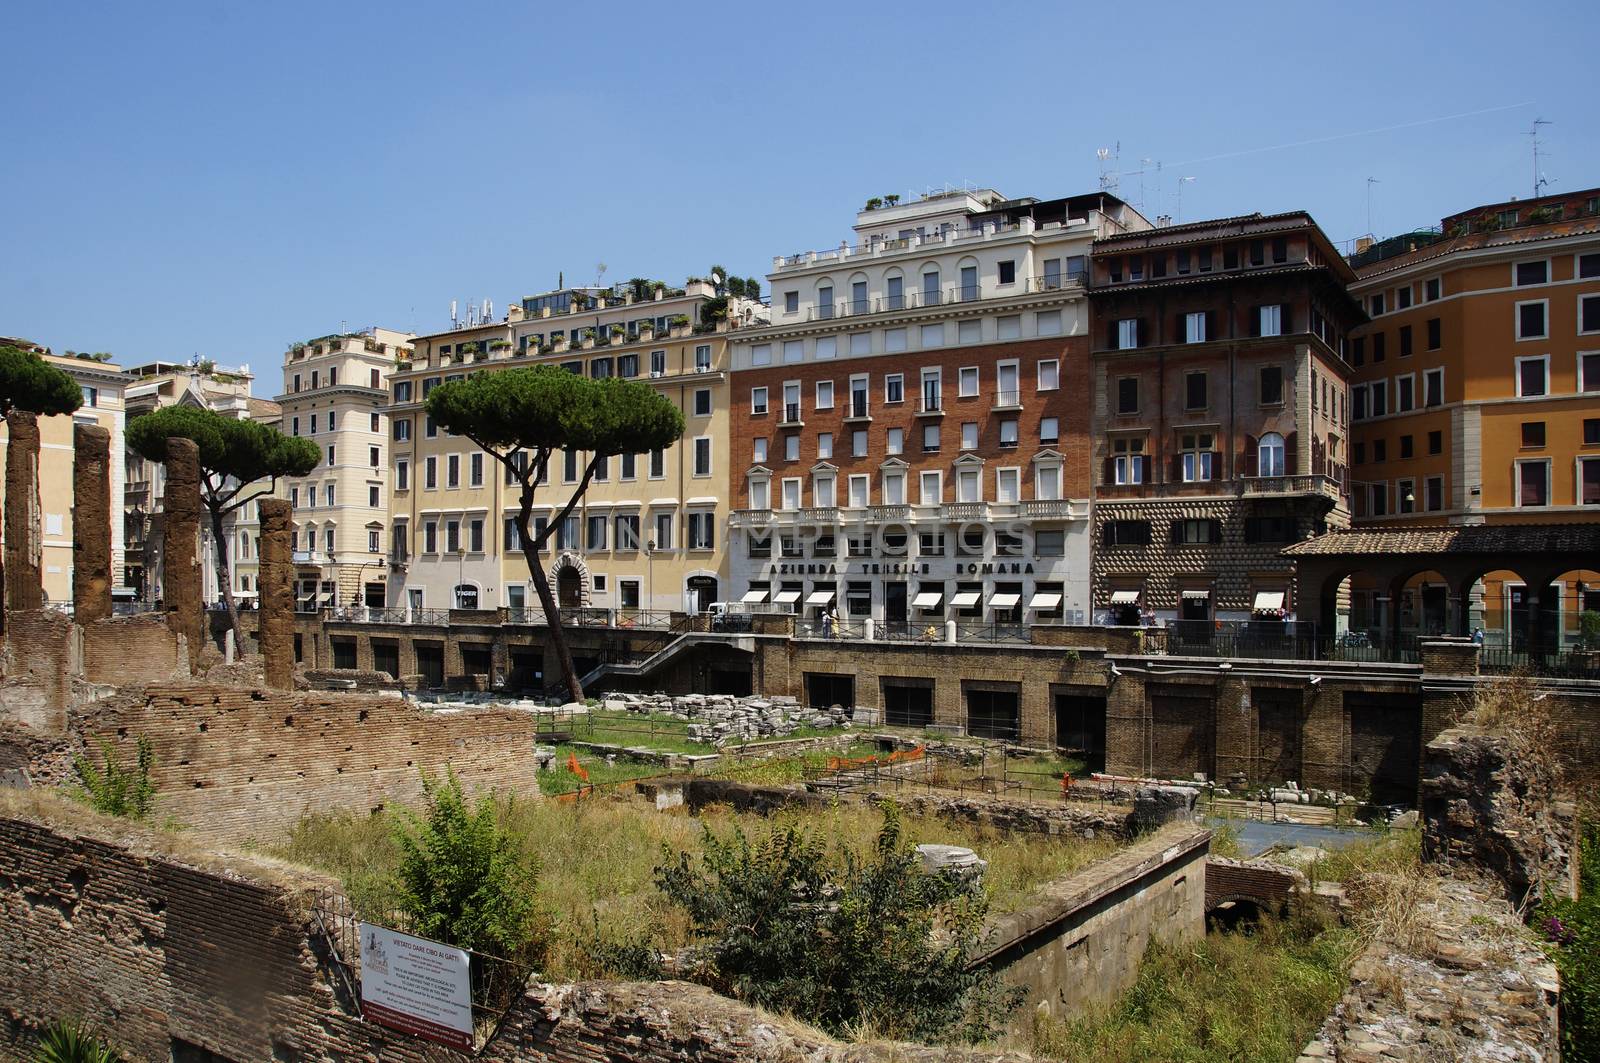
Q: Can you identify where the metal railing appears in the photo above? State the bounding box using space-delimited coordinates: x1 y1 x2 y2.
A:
798 616 869 640
1481 646 1600 678
992 389 1022 407
955 621 1030 644
878 620 946 643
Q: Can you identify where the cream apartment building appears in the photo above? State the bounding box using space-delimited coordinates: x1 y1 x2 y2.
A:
0 342 129 604
386 281 766 614
278 327 414 610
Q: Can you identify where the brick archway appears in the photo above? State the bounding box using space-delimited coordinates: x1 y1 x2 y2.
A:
548 551 590 607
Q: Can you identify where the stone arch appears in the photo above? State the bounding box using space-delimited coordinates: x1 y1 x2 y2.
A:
548 550 590 608
684 569 720 614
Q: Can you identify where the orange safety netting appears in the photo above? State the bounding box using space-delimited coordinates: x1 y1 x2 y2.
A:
827 744 925 771
566 752 591 782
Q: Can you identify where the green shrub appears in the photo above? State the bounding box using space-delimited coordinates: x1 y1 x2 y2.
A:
654 802 1022 1043
1580 610 1600 650
70 737 155 819
1542 816 1600 1061
391 769 548 965
35 1020 123 1063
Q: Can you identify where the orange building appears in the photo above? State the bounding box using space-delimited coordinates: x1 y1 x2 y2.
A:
1346 188 1600 648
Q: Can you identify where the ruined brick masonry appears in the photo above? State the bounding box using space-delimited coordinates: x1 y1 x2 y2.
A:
258 497 294 690
3 410 42 613
71 422 112 624
160 436 203 672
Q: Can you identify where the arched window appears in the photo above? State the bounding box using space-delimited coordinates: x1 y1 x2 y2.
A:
1258 432 1285 477
454 584 479 609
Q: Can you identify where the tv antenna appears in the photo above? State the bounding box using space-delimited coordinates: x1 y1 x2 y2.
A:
1096 144 1120 195
1366 177 1381 235
1528 118 1553 198
1175 176 1196 222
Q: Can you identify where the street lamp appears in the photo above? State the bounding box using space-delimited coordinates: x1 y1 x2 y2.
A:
645 539 656 612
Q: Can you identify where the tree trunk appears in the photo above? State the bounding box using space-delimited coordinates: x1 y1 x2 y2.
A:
207 504 244 654
522 535 582 702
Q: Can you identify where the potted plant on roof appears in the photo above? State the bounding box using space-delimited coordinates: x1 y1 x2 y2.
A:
668 315 690 337
551 334 569 353
638 320 655 341
578 328 596 349
609 324 628 343
458 341 480 362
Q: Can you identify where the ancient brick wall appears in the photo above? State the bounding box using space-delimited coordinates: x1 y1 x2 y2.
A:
161 437 203 672
81 613 187 686
258 497 294 690
1204 857 1301 913
0 608 80 730
0 796 1028 1063
71 423 112 623
9 682 549 845
3 411 43 613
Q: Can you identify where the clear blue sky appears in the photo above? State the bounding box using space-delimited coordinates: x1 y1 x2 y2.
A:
5 0 1596 384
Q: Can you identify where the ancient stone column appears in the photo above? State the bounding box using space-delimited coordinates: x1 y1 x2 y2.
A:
72 423 113 623
162 436 204 671
3 410 43 613
258 497 294 690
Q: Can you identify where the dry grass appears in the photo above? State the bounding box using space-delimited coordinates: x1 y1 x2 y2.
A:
1456 672 1564 790
265 789 1121 981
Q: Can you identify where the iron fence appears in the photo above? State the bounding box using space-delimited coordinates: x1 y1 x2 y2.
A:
954 621 1030 645
797 616 869 640
877 620 946 643
309 888 538 1051
1481 646 1600 679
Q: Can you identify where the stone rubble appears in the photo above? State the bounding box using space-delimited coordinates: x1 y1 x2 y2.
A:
597 691 854 746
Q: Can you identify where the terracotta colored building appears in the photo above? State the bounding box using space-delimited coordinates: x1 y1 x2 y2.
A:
1345 187 1600 647
727 189 1152 630
1087 213 1364 631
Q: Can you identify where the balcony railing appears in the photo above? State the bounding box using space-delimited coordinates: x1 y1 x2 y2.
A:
1097 473 1344 501
780 403 803 425
845 397 870 419
917 398 943 415
992 390 1022 409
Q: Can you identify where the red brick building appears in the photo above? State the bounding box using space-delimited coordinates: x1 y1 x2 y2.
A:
1087 213 1365 633
727 189 1152 631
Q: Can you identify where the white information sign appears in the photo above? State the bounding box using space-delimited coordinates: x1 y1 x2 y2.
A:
358 922 474 1050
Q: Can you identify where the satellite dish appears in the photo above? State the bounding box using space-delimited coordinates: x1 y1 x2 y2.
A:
711 271 724 286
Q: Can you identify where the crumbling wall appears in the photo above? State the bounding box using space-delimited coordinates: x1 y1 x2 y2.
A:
0 608 81 730
71 423 112 623
258 497 294 690
9 682 549 844
1420 726 1571 906
0 795 1030 1062
82 613 186 686
161 437 203 672
3 411 42 613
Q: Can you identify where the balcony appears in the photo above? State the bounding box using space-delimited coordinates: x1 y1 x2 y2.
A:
779 403 804 428
943 502 988 521
843 398 871 423
1018 498 1086 520
1096 473 1345 503
915 398 944 417
991 390 1023 412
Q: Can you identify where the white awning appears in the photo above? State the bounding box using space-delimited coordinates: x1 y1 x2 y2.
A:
740 589 769 604
988 593 1021 609
949 591 981 608
1181 589 1212 600
1028 592 1062 610
1110 590 1141 605
806 590 836 605
1253 591 1286 612
912 592 944 609
772 590 801 604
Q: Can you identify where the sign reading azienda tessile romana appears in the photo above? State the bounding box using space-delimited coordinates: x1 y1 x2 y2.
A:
359 922 474 1050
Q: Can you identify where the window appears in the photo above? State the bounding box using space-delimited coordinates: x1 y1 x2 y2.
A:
752 437 768 463
919 470 941 505
997 315 1021 340
289 486 300 508
1426 476 1444 512
1515 260 1548 286
815 380 834 409
1397 375 1415 412
997 259 1016 285
848 475 869 508
1116 318 1139 349
425 415 437 438
958 319 981 344
1184 371 1207 410
1035 464 1061 500
956 467 980 503
1040 417 1059 444
751 387 768 414
1111 437 1145 484
323 483 335 507
850 332 871 355
922 424 940 452
1399 325 1413 357
446 454 460 488
1395 285 1412 310
393 417 410 442
649 449 665 478
1517 459 1549 507
323 444 334 466
1517 356 1549 397
1257 432 1285 477
587 514 608 551
1428 430 1443 455
852 429 868 457
885 374 904 403
1036 309 1062 336
618 353 639 378
1370 293 1386 317
687 512 714 550
884 327 907 352
920 370 940 412
1372 333 1386 362
1522 421 1545 448
1184 311 1207 343
423 521 437 553
395 460 409 490
621 452 636 480
1583 295 1600 335
886 428 903 454
1116 377 1138 414
1373 439 1387 463
1259 366 1283 405
654 512 673 549
961 422 978 450
563 448 579 482
1517 300 1548 340
694 345 712 372
1258 304 1282 337
291 416 300 436
693 437 712 476
782 340 802 364
784 291 799 314
995 468 1020 503
367 484 380 508
958 366 979 397
883 470 904 505
1370 380 1388 417
920 323 945 348
1397 478 1416 514
694 389 712 416
1400 434 1414 459
445 519 460 553
327 412 336 431
1173 519 1220 545
1583 352 1600 392
1102 519 1151 546
1180 433 1215 482
816 432 832 459
748 474 770 510
1427 318 1441 350
999 420 1018 448
1582 457 1600 506
393 380 413 403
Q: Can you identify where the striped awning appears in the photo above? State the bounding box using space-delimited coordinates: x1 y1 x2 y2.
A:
1253 591 1286 612
1028 592 1062 610
988 593 1021 609
772 590 801 604
806 590 836 605
740 589 768 603
949 591 981 608
1181 589 1212 600
1110 590 1141 605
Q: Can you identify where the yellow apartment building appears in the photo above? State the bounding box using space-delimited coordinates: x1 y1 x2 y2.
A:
386 281 766 615
0 342 129 605
1346 188 1600 646
277 327 414 610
